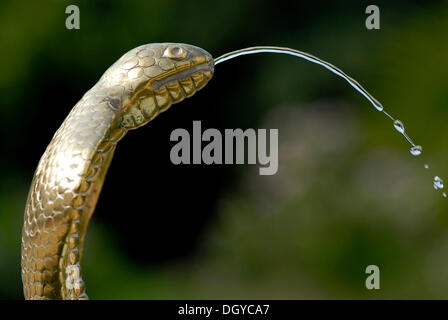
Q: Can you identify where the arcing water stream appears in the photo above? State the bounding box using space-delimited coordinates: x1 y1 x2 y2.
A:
214 46 445 198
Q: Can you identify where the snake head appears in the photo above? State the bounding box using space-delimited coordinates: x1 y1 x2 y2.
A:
101 43 214 129
148 43 214 93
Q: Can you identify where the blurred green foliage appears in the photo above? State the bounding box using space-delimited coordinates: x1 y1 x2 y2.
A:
0 0 447 299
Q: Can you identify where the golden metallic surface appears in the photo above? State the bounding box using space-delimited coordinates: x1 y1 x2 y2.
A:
21 43 214 300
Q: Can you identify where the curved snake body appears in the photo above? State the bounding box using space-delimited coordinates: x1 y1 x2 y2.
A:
21 43 214 299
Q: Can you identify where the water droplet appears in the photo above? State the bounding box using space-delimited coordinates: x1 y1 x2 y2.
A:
393 120 405 134
443 192 447 198
424 164 429 169
375 104 384 112
433 176 444 190
410 145 422 156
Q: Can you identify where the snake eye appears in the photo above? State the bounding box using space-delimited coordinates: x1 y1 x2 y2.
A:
162 46 187 60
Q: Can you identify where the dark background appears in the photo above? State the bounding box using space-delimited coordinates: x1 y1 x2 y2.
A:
1 0 447 299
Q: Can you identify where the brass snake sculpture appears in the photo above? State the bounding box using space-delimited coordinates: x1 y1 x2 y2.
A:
21 43 214 299
22 42 391 299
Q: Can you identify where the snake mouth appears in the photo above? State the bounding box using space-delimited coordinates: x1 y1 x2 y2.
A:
150 59 214 91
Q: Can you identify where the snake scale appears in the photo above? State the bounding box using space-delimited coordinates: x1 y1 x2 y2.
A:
21 43 214 299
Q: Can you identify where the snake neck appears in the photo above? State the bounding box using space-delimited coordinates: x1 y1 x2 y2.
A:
21 89 127 299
